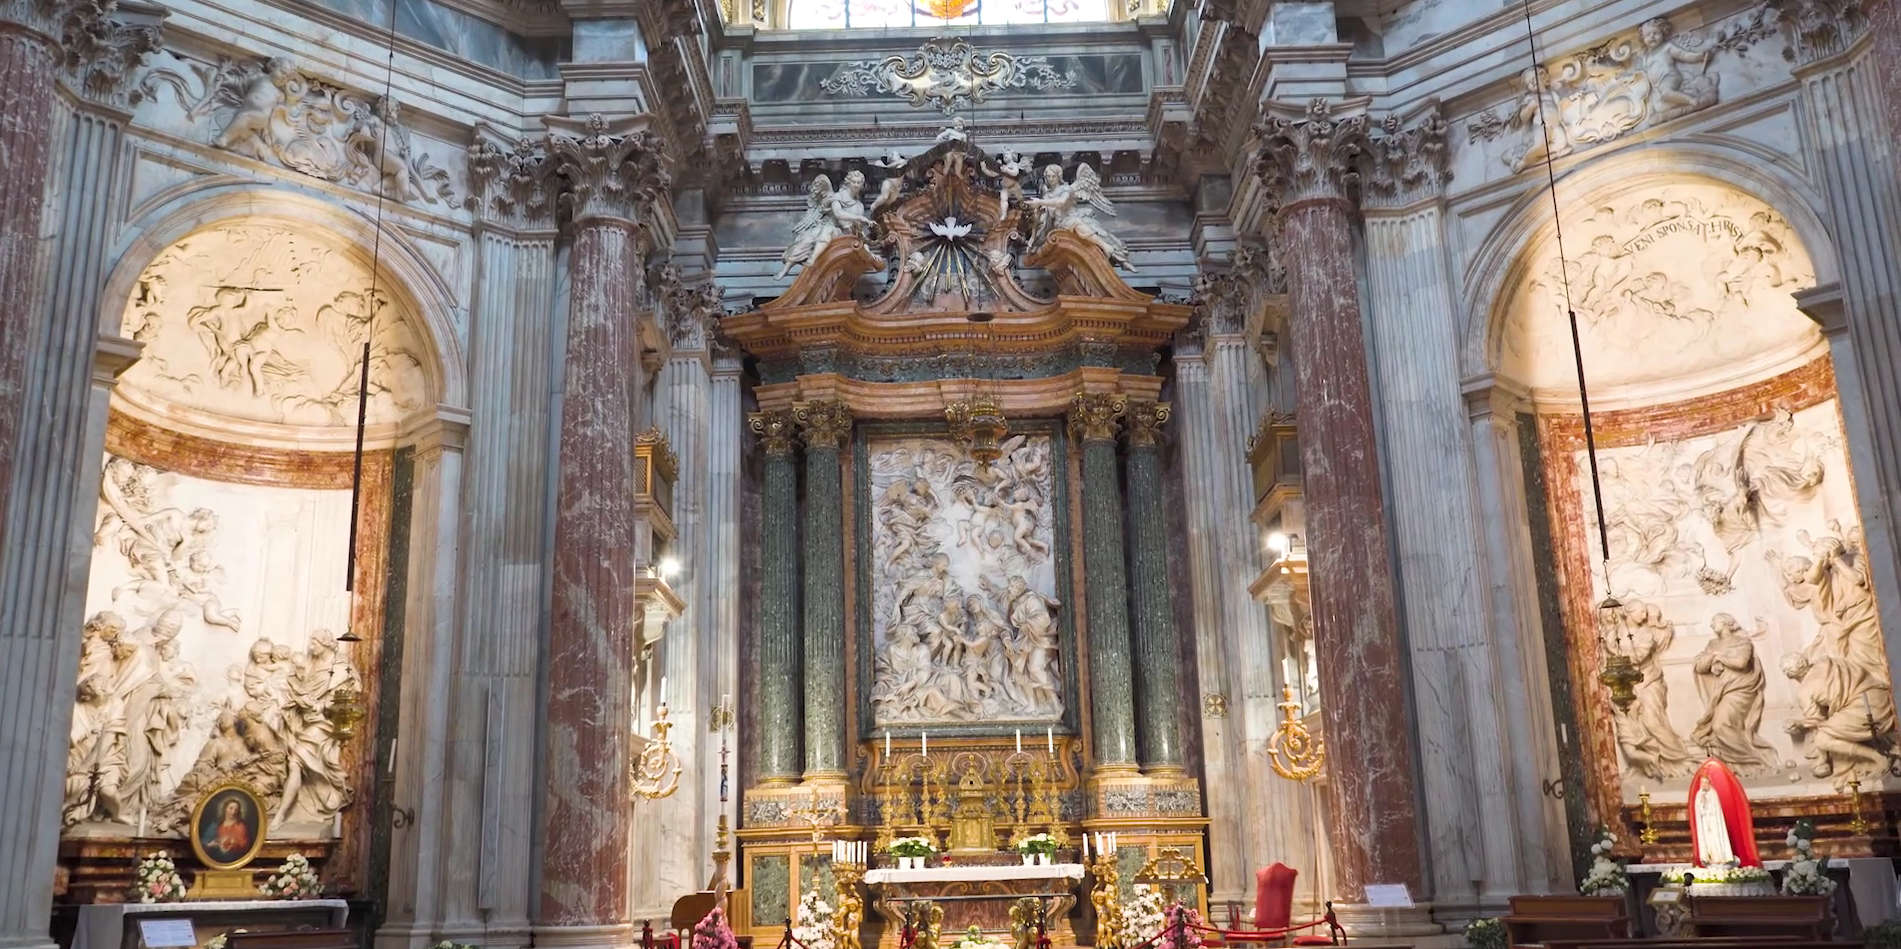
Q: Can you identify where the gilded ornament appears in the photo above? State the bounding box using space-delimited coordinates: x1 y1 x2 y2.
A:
1088 849 1126 949
1124 401 1171 448
750 410 798 456
634 427 680 483
944 394 1009 465
1067 393 1126 443
630 700 684 800
794 400 854 449
1265 686 1325 781
831 857 866 949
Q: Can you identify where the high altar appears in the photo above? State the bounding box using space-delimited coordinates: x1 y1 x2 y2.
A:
726 132 1206 946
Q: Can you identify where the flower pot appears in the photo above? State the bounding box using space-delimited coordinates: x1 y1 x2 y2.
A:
898 856 923 871
1022 855 1034 866
1035 854 1050 866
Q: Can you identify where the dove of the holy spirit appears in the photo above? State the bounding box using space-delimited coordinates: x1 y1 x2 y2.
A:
930 216 973 240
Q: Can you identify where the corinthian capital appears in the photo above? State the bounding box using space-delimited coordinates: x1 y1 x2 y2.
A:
1067 393 1127 443
1252 98 1371 210
1363 101 1451 209
467 123 556 229
1124 401 1172 448
749 409 798 456
793 400 853 449
544 113 671 228
62 0 164 108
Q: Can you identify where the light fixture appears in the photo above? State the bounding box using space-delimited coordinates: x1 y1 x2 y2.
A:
658 555 682 580
1266 532 1289 556
945 393 1009 465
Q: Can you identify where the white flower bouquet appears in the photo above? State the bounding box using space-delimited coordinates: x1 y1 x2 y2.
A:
131 852 187 903
1123 884 1168 946
1015 833 1058 856
1579 828 1629 896
889 836 937 857
1464 918 1505 949
793 889 838 949
258 853 322 899
950 925 1011 949
1782 819 1836 895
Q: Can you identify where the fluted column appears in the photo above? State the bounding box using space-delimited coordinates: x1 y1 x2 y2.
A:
705 350 744 863
537 114 670 949
1069 394 1138 772
796 400 851 778
1123 401 1186 772
1252 99 1424 908
750 409 801 784
0 38 159 949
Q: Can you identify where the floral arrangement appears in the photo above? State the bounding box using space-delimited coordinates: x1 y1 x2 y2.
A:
1663 864 1772 885
1782 819 1837 895
1157 904 1204 949
430 942 475 949
1015 833 1058 856
889 837 938 858
259 853 322 899
1579 828 1629 896
793 888 838 949
131 852 187 903
1464 918 1506 949
1864 919 1901 949
206 935 230 949
692 907 740 949
1123 884 1168 946
949 925 1011 949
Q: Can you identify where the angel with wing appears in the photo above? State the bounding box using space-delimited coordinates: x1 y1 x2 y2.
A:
1024 163 1136 271
982 149 1030 219
775 170 874 279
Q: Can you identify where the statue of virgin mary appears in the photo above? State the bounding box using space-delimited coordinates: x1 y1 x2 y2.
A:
1687 757 1762 868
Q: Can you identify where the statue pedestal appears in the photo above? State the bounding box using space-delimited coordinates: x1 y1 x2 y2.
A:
864 863 1084 949
186 870 258 901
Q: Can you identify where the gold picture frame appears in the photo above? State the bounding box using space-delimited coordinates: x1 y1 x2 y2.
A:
188 782 267 871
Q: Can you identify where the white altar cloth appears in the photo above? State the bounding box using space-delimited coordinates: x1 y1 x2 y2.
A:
74 899 349 949
1627 858 1897 929
864 863 1086 885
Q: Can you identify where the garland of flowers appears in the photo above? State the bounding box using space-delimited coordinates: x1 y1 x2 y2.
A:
1579 828 1629 896
131 852 188 903
1157 904 1203 949
1662 864 1771 884
693 907 740 949
794 888 839 949
889 837 937 858
259 853 322 899
1464 918 1505 949
1782 819 1837 895
1122 885 1168 946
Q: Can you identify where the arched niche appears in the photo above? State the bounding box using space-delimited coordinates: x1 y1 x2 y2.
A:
1489 173 1896 854
60 202 456 900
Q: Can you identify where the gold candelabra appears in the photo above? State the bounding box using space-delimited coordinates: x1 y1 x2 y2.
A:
791 788 845 854
1637 790 1659 846
832 852 866 949
1088 846 1125 949
1849 778 1870 836
1266 686 1325 781
631 700 684 800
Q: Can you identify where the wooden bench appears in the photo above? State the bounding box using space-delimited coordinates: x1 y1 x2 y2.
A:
1689 896 1832 940
1504 895 1632 947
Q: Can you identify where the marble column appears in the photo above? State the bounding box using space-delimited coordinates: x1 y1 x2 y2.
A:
1252 99 1425 906
1359 109 1563 903
1123 401 1186 772
750 409 801 784
0 41 158 949
796 400 851 778
705 349 745 863
537 114 669 949
1069 393 1138 772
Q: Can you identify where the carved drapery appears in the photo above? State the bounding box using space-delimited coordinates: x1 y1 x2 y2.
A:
750 409 802 784
1124 401 1186 772
795 400 851 776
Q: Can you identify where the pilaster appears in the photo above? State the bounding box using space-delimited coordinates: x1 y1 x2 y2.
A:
1068 393 1138 774
795 399 851 778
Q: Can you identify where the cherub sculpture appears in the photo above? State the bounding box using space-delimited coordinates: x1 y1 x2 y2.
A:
983 149 1030 219
776 170 874 279
1024 163 1135 271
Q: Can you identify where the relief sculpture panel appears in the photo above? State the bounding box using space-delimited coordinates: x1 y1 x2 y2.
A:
868 435 1063 726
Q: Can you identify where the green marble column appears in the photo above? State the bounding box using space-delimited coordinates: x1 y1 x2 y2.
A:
1069 394 1139 771
1124 401 1185 772
750 409 802 784
797 400 852 777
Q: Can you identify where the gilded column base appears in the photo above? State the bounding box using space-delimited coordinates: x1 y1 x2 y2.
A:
1085 772 1203 819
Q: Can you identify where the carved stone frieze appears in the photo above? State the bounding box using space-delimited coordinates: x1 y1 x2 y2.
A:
819 38 1079 114
793 399 853 449
749 409 798 456
1067 393 1126 443
1252 98 1371 210
544 113 672 228
1124 401 1171 448
466 124 555 228
1363 102 1451 209
141 54 455 205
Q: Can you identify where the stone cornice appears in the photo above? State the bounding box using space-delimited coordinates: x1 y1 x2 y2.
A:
748 371 1166 421
724 298 1190 366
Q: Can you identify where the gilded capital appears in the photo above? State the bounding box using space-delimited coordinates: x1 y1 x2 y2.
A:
1124 401 1172 448
1067 393 1126 443
793 400 853 449
749 409 799 456
1253 98 1371 211
1363 102 1451 210
544 113 672 228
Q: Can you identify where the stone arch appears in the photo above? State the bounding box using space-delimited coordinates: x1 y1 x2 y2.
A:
1460 140 1842 386
97 182 467 431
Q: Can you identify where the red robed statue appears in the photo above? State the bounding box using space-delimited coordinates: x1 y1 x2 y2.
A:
1686 757 1761 867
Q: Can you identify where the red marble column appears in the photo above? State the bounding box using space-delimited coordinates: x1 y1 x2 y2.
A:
1253 100 1425 905
0 16 62 548
537 113 670 949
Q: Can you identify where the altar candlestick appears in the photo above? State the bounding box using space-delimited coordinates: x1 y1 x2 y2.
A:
660 676 667 705
921 731 928 756
333 811 343 838
136 807 147 838
1081 833 1089 859
1016 730 1023 753
1046 727 1054 754
886 730 892 756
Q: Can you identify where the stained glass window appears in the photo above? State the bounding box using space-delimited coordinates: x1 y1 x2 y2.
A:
785 0 1107 29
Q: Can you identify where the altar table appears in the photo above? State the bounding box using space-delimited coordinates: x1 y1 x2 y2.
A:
864 863 1086 949
1625 859 1895 935
73 899 349 949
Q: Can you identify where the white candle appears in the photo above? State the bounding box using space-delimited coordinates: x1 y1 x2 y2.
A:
1081 834 1089 860
136 807 147 838
886 730 892 756
1015 730 1023 753
332 811 343 838
660 676 668 704
1046 727 1054 754
921 732 928 756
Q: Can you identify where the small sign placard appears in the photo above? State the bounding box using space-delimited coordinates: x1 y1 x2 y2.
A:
1362 883 1415 908
136 918 197 948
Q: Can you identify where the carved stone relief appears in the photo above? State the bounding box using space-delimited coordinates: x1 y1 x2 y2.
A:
1579 401 1897 796
867 435 1062 726
820 38 1079 113
1466 13 1775 172
1501 182 1817 399
117 224 429 434
140 54 456 205
66 457 361 838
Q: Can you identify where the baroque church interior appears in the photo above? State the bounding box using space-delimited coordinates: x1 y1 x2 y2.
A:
4 0 1901 943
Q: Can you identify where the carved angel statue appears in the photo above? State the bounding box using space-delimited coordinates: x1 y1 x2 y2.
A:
775 170 874 279
1502 66 1574 172
870 147 909 169
982 149 1030 218
1025 163 1136 271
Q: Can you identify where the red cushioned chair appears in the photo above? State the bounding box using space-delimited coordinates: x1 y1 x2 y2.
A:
1222 864 1339 948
